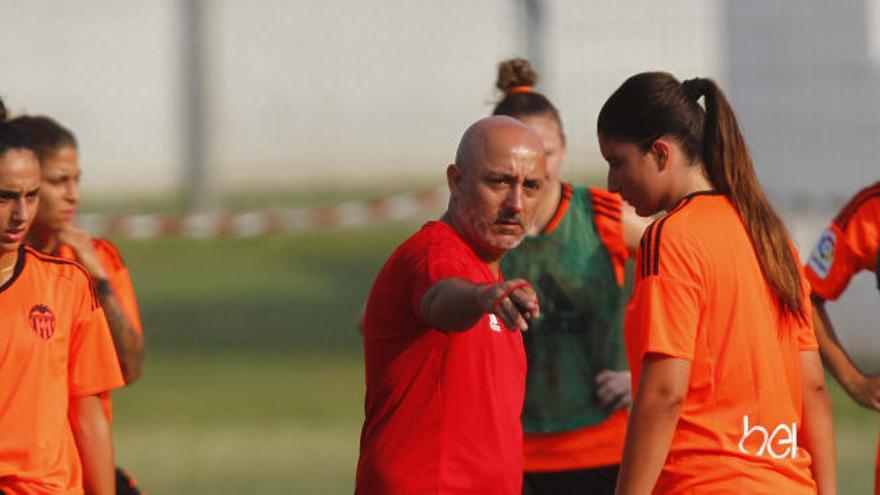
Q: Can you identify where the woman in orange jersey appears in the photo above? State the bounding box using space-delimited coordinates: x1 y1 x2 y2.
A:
0 98 123 494
804 182 880 493
10 115 145 495
11 115 145 384
596 72 836 494
491 58 649 494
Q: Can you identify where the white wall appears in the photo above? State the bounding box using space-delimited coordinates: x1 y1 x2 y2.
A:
0 0 183 193
0 0 876 204
206 0 521 190
0 0 723 196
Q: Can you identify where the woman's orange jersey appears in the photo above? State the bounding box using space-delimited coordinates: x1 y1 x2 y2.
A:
805 181 880 300
804 182 880 494
56 239 143 421
626 193 818 494
57 239 143 335
0 246 124 494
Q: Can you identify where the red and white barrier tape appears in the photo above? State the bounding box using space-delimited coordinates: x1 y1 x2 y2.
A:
77 186 449 240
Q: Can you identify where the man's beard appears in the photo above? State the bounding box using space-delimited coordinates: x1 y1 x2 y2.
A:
458 206 527 254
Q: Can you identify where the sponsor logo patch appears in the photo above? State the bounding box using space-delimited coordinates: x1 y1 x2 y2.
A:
807 229 837 279
28 304 56 340
738 415 798 460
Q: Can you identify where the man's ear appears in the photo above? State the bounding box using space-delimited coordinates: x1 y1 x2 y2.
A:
447 164 463 198
650 138 673 172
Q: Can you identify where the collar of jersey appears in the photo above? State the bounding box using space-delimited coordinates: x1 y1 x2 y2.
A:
541 182 574 235
0 246 27 294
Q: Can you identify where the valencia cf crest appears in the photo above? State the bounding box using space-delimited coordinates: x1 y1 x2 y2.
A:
29 305 56 340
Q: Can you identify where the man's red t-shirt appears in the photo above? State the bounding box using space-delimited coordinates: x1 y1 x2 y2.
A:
356 221 527 494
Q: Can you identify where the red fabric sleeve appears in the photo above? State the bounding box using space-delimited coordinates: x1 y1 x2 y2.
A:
410 255 471 322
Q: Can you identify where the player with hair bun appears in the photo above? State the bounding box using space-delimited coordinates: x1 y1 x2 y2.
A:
10 114 146 495
492 58 648 495
597 72 836 494
0 97 124 494
805 181 880 494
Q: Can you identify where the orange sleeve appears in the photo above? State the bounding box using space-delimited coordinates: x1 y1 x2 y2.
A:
589 187 630 286
805 186 880 300
627 220 703 363
95 239 143 334
68 274 125 398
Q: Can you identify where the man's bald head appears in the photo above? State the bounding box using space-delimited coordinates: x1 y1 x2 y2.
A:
454 116 544 174
444 116 547 263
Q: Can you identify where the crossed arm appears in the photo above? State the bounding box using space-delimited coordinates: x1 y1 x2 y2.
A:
60 228 145 384
94 280 145 383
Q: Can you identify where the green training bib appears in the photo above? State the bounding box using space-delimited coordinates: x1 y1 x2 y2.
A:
501 185 625 433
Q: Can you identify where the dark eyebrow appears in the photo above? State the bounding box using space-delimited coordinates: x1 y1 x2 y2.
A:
485 172 517 180
0 187 40 199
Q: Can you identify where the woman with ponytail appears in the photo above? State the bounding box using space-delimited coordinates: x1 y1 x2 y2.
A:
597 72 836 494
493 59 649 495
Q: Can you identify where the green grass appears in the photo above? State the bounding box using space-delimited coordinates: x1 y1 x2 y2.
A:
111 224 412 494
109 223 879 494
113 351 364 494
114 224 416 351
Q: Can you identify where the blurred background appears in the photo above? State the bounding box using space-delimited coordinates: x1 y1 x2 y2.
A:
2 0 879 493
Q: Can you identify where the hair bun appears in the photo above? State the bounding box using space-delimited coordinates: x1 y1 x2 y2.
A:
681 77 708 101
496 58 539 95
0 97 7 122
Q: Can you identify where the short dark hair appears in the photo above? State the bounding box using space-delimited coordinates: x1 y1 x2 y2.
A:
0 97 35 156
9 114 77 163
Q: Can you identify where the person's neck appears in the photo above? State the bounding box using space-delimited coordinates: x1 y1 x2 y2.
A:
664 166 715 211
530 179 563 235
26 226 60 254
0 249 19 287
441 211 502 277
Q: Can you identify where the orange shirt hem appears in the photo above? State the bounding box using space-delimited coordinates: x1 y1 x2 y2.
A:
524 409 627 472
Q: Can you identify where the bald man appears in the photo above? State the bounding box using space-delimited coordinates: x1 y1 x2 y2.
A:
355 116 547 494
